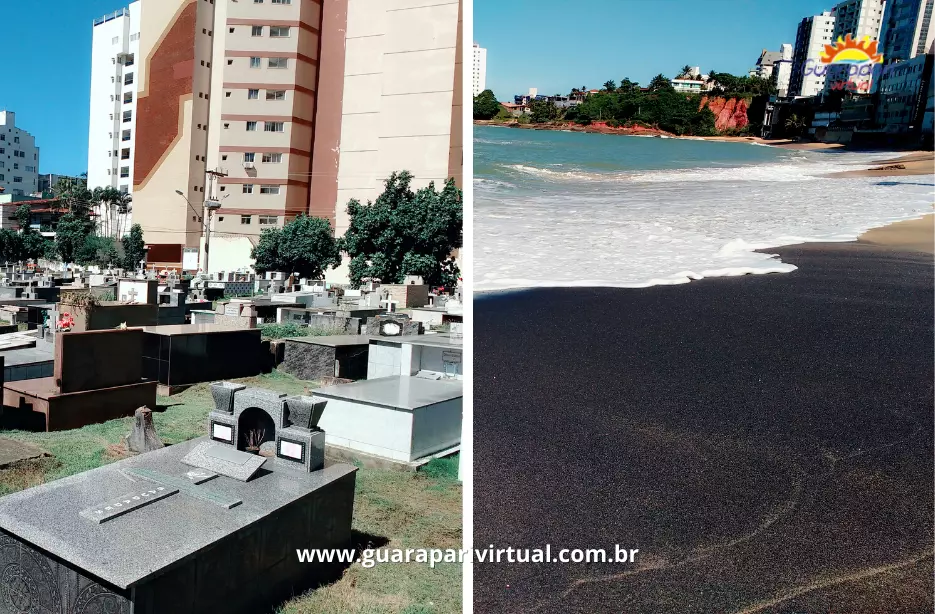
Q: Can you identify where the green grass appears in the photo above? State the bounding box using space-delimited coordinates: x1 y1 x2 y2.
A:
259 322 348 340
0 370 462 613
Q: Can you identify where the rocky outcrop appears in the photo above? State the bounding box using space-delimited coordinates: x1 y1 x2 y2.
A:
699 97 750 132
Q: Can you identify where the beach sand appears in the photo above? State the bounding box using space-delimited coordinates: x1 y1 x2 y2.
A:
474 221 934 612
824 150 935 178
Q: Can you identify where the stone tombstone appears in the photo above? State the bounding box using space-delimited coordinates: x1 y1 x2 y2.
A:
208 382 326 473
366 314 422 337
125 406 165 453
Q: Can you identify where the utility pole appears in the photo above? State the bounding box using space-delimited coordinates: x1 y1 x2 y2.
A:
203 168 227 274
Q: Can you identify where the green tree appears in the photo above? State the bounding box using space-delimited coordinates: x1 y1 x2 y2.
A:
93 186 133 239
603 80 617 92
341 171 462 288
784 113 806 137
55 214 95 266
53 176 94 216
473 89 501 120
648 74 673 91
251 215 340 279
678 65 694 79
529 99 557 123
121 224 146 270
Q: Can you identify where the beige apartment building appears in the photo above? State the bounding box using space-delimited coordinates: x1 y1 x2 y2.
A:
130 0 462 276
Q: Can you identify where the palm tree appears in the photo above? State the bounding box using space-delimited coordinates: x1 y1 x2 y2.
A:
678 64 693 79
784 114 806 138
603 80 617 93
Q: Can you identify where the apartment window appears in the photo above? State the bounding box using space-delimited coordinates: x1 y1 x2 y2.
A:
0 162 4 168
121 148 130 160
261 153 282 163
269 26 290 38
254 0 263 3
227 59 234 65
259 215 279 225
242 184 254 194
13 137 18 144
267 57 288 69
243 152 256 163
123 110 132 123
246 121 258 131
120 185 128 194
0 148 3 154
124 72 134 85
241 215 252 225
221 155 228 161
271 0 291 4
13 177 22 183
124 53 135 67
124 92 133 104
13 163 18 170
248 89 259 99
266 90 286 101
112 36 119 44
120 167 129 178
226 92 232 98
264 121 284 132
0 175 4 181
260 185 280 195
122 129 131 141
26 166 35 172
252 25 263 36
250 57 261 68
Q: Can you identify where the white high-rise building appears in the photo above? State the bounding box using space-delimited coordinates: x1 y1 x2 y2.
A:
87 3 141 200
773 43 795 96
472 43 487 96
790 12 838 97
823 0 888 92
0 111 40 197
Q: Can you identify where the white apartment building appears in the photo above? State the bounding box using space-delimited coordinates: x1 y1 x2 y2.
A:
790 12 837 97
87 3 141 203
472 42 487 96
773 43 794 96
0 112 40 197
824 0 887 92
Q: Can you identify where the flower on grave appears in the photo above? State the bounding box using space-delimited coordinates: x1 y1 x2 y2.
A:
56 313 74 332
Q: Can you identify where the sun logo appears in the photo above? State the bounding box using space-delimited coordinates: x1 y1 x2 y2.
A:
820 33 883 64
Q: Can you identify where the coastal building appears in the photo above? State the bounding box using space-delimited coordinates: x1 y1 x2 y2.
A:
772 43 794 96
875 51 934 132
878 0 935 64
789 11 837 97
0 112 39 198
87 3 141 200
671 79 709 94
751 49 782 79
473 42 487 96
117 0 462 276
823 0 887 93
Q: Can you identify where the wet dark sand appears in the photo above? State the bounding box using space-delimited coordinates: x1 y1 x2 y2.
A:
474 242 934 613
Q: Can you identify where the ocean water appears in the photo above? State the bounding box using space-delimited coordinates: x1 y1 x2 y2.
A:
474 125 935 291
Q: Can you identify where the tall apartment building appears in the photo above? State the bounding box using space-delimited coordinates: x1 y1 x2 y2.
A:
472 42 487 96
824 0 887 92
790 12 837 97
0 112 40 197
773 43 794 96
879 0 935 64
122 0 462 275
88 4 141 200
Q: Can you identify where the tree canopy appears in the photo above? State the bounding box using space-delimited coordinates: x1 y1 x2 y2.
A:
251 215 341 280
341 171 462 289
121 224 146 271
473 89 501 120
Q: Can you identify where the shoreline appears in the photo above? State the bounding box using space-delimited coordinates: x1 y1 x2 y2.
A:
475 120 934 154
475 213 934 296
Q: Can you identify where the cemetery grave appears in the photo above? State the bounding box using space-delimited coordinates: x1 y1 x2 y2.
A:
2 328 157 431
0 371 462 614
279 334 371 381
141 324 266 392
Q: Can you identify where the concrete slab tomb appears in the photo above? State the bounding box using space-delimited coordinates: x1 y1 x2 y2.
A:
0 437 356 614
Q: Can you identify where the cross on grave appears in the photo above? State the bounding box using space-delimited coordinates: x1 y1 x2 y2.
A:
380 297 399 313
126 287 139 303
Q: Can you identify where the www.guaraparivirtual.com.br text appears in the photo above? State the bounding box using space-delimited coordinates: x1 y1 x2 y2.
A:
297 545 640 568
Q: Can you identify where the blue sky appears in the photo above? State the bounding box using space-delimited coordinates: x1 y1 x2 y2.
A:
476 0 833 98
0 0 122 176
